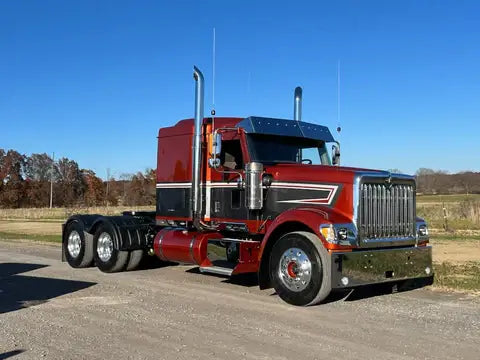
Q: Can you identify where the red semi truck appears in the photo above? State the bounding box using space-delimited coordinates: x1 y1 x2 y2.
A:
62 66 433 306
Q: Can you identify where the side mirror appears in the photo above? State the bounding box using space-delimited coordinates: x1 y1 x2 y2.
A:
209 132 222 168
332 143 340 166
212 132 222 156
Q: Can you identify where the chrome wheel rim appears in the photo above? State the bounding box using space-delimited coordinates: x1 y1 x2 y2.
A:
67 230 82 258
278 247 312 292
97 232 114 262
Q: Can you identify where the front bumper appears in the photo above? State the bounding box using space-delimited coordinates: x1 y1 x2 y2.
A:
331 246 433 289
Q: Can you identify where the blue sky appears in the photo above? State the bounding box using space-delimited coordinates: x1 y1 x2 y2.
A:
1 0 479 179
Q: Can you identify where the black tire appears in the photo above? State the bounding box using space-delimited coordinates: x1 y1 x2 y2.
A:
269 231 331 306
93 222 129 273
63 221 94 268
126 250 144 271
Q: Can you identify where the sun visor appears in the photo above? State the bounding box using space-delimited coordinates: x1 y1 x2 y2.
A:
237 116 335 142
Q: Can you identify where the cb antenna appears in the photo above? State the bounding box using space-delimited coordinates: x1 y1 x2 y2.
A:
211 28 216 127
336 60 341 134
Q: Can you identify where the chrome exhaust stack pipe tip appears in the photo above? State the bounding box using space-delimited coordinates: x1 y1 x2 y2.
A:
294 86 302 121
192 66 204 221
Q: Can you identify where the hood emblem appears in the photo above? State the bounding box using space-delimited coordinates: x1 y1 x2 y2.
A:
385 174 393 188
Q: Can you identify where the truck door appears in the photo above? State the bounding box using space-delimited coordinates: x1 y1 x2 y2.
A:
207 132 249 223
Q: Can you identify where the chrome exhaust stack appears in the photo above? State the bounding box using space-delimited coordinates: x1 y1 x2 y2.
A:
192 66 204 222
294 86 302 121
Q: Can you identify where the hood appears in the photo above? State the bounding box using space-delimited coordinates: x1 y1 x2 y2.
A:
263 163 395 185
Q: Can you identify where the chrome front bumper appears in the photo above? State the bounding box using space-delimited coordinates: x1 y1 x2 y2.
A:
330 246 433 289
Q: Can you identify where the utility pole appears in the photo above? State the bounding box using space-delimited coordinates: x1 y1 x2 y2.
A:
49 152 55 208
106 168 110 207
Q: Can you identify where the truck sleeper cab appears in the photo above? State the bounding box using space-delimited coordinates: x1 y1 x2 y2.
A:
62 66 433 306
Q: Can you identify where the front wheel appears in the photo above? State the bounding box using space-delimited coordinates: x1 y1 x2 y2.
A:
93 223 129 273
270 231 331 306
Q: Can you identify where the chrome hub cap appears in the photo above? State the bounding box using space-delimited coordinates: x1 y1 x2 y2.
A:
67 230 81 258
278 247 312 292
97 232 114 262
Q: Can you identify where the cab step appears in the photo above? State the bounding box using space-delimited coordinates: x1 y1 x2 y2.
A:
199 266 233 276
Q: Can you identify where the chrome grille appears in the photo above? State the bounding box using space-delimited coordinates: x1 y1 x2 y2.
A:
359 182 415 240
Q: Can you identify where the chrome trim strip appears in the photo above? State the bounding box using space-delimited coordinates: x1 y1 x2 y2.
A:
352 175 362 228
156 181 340 191
156 183 192 188
216 237 257 243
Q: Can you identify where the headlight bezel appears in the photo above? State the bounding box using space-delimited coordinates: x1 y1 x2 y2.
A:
416 220 429 244
319 223 357 246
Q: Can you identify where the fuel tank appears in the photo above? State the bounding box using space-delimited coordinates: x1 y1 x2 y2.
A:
153 228 222 266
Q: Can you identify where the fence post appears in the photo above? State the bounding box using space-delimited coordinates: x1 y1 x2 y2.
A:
442 201 448 231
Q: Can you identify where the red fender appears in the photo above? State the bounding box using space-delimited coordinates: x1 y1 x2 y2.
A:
260 206 353 259
257 206 354 289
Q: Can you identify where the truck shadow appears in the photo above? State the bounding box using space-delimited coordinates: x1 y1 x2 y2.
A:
137 257 178 271
184 268 260 288
175 267 433 303
342 278 434 302
0 350 25 360
0 263 96 314
342 284 395 302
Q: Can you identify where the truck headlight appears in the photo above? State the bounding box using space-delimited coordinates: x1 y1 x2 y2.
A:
418 225 428 237
416 221 429 245
320 224 336 242
320 224 355 244
418 224 428 237
337 228 348 241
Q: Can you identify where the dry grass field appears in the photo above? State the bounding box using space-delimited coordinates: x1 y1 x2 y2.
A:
0 220 60 235
416 194 480 292
0 206 155 221
0 206 154 243
417 193 480 230
0 199 478 293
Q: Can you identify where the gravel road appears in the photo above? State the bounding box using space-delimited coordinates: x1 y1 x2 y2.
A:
0 240 479 360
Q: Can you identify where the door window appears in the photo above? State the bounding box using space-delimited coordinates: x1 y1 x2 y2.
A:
220 140 244 170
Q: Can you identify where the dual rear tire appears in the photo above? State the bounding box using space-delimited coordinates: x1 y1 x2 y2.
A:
64 221 94 268
63 221 144 273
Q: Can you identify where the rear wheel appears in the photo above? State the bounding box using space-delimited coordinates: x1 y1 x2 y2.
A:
93 223 128 273
270 231 331 306
64 221 93 268
126 250 144 271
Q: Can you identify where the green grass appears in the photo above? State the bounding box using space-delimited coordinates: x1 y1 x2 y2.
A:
417 194 480 204
433 261 480 292
430 233 480 242
0 231 62 243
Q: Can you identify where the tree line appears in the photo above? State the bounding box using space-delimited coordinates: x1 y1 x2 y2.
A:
1 148 478 208
416 168 480 195
0 149 156 208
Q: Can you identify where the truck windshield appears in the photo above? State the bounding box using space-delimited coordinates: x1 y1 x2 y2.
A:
246 134 332 165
